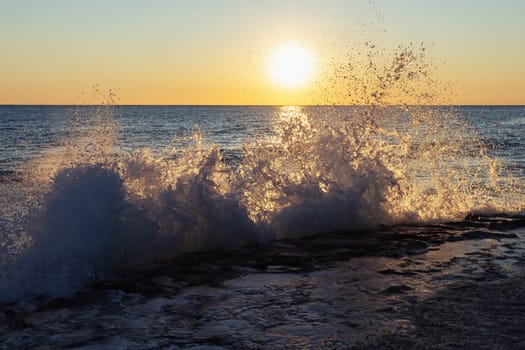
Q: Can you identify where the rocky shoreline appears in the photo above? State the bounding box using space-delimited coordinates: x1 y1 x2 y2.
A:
1 215 525 349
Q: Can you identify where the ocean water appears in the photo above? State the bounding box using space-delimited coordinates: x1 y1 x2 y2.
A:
0 104 524 348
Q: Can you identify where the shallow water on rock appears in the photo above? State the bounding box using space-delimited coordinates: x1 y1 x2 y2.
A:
1 215 524 349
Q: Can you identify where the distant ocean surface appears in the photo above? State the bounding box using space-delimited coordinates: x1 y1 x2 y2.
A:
1 105 523 182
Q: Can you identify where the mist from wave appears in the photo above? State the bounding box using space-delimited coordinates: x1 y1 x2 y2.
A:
0 45 523 303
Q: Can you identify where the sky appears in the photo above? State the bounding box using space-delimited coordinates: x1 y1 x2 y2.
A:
1 0 524 105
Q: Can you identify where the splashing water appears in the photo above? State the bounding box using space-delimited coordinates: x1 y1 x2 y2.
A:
0 45 522 303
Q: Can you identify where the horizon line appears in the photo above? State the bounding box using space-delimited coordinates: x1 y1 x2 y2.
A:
1 103 524 107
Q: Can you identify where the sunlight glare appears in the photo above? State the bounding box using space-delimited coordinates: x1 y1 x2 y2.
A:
268 44 316 89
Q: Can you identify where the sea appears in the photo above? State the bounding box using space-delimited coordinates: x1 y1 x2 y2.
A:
0 105 524 349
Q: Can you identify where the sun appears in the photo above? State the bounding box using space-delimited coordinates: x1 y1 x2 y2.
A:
267 44 316 89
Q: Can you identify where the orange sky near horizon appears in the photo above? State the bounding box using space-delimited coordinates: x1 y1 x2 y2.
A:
1 1 524 106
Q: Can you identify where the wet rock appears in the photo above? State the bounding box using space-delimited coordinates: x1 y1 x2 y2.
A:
459 229 517 241
378 268 417 276
401 241 429 255
381 284 413 295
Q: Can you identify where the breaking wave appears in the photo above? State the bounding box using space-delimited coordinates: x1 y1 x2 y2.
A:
0 45 522 303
